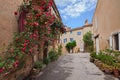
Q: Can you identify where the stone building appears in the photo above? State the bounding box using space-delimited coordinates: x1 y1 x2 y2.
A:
60 20 92 54
0 0 61 80
92 0 120 53
0 0 23 52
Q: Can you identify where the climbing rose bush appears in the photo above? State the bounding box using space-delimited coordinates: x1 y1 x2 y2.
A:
0 0 65 77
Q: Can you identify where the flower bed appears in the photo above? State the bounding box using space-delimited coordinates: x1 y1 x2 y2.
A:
90 50 120 78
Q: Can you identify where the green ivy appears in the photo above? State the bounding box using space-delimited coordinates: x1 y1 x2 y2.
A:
83 31 94 52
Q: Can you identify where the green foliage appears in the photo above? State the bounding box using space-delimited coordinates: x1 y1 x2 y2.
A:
99 54 114 66
49 49 59 61
113 51 120 57
65 43 71 53
104 49 120 62
91 50 120 69
90 52 97 58
57 45 62 55
83 31 94 52
105 49 113 53
43 57 50 65
91 51 115 66
34 61 43 69
65 41 76 53
0 62 5 68
83 31 93 46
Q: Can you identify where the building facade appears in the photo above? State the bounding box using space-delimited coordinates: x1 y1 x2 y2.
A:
92 0 120 53
60 20 92 54
0 0 23 52
0 0 62 80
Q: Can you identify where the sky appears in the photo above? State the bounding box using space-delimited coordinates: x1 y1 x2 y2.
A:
54 0 98 29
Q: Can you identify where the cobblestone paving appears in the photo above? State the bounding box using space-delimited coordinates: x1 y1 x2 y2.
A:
35 53 119 80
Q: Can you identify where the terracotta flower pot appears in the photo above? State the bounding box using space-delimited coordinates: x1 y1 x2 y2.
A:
90 57 94 62
104 68 113 74
94 59 99 65
113 69 119 78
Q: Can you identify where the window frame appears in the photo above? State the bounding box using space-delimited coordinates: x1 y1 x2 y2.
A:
63 38 67 43
70 38 74 42
77 31 81 35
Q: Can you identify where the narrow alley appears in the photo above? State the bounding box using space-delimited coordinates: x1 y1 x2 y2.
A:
0 0 120 80
35 53 118 80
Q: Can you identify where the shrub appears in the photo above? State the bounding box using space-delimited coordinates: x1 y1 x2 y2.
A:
91 51 115 66
95 51 115 66
43 57 50 65
90 52 97 58
89 45 94 52
105 49 113 53
34 61 43 69
58 45 62 55
83 31 94 52
49 49 58 61
65 41 76 53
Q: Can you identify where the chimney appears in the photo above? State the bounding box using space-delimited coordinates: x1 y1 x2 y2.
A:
85 19 89 25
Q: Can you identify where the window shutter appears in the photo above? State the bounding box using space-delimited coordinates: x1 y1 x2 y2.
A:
19 10 27 33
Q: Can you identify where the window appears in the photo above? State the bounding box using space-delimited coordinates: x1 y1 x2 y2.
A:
70 31 72 34
70 38 74 42
77 32 81 35
64 32 66 34
18 9 28 33
110 33 120 51
113 34 119 50
63 38 67 43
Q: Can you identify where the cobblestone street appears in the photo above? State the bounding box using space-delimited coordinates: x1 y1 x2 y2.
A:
35 53 119 80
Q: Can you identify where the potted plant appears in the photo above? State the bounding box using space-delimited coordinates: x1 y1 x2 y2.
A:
90 57 94 62
90 52 96 62
103 64 113 74
113 63 120 78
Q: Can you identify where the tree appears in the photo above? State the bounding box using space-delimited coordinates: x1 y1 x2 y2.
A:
83 31 94 52
66 41 76 53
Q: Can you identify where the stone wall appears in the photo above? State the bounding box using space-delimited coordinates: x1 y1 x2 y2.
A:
0 1 35 80
0 0 23 52
0 54 33 80
93 0 120 50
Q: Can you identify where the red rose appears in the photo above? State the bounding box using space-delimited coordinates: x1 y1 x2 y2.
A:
22 47 26 52
29 49 33 53
0 67 5 73
24 20 27 25
14 12 18 15
33 22 39 26
23 43 27 47
16 37 19 41
13 60 19 67
11 49 14 53
33 33 37 37
3 72 9 76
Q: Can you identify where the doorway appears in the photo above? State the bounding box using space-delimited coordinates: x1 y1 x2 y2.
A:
95 37 99 54
113 34 119 50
